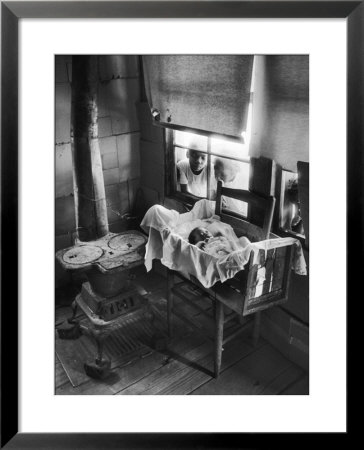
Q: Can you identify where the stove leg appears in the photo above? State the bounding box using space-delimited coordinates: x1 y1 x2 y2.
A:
57 299 82 339
84 333 111 380
68 299 79 324
95 335 106 364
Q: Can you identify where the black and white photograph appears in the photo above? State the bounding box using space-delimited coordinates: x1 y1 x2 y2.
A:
1 0 355 444
54 54 309 395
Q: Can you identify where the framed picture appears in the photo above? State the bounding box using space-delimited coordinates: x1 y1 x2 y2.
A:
1 1 356 447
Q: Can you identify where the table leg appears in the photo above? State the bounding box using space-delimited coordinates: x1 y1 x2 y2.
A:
214 300 224 378
167 270 174 338
252 311 261 347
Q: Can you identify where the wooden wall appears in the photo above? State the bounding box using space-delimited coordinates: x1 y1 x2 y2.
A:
55 55 142 287
136 102 165 208
250 55 309 172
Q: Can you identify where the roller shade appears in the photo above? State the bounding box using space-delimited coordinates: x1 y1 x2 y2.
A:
142 55 254 137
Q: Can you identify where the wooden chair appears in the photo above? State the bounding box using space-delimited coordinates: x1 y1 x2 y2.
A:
167 181 295 378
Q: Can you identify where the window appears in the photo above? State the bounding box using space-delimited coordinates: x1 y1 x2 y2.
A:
279 170 305 238
166 129 250 217
164 57 255 217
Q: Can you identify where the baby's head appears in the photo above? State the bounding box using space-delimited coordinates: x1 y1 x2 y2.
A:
188 227 213 245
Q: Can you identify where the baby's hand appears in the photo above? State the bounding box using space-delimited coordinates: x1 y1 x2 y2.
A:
196 241 206 251
161 227 171 239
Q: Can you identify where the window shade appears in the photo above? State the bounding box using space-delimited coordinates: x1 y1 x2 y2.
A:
142 55 254 138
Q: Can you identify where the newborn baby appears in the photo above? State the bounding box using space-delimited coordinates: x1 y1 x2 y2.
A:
188 226 250 257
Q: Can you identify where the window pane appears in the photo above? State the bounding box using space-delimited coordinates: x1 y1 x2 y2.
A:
210 136 249 160
174 130 208 151
175 146 188 163
280 171 305 237
210 157 250 217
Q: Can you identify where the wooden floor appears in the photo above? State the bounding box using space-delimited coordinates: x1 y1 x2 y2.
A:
55 269 309 395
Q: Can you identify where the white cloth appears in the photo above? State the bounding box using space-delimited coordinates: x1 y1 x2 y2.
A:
140 200 307 288
160 228 253 287
140 199 215 271
177 159 208 197
203 235 251 257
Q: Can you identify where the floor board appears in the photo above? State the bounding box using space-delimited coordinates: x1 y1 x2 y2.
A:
279 373 309 395
191 344 305 395
55 269 308 395
157 330 263 396
260 364 306 395
55 355 70 389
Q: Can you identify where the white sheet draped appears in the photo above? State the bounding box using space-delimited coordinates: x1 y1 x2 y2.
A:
140 200 307 288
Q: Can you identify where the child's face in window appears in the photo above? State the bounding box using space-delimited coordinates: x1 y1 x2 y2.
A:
214 162 235 183
214 164 225 182
188 150 207 173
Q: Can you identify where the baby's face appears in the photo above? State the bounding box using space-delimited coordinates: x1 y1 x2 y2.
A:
192 227 213 243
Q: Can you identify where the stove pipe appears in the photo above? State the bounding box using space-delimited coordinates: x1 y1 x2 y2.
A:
71 56 109 241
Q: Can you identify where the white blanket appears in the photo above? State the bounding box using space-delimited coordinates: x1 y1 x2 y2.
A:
140 200 307 288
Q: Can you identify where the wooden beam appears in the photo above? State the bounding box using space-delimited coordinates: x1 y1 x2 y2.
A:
72 56 109 241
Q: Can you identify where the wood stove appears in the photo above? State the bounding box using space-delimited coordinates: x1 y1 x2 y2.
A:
56 56 166 379
56 230 166 379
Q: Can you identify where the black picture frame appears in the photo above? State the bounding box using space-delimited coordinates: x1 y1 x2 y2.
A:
1 1 357 448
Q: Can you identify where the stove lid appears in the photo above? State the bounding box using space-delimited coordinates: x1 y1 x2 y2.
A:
63 245 104 265
108 233 146 253
56 230 147 272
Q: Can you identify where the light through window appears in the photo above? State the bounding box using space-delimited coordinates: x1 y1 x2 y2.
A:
167 58 255 217
172 130 250 216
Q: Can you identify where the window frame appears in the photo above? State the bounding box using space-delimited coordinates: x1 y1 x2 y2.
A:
164 126 250 208
165 127 307 249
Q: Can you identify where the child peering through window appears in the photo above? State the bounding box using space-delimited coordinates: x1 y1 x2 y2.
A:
177 149 209 198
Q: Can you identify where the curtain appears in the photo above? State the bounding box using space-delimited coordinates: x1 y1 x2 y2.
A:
142 55 254 138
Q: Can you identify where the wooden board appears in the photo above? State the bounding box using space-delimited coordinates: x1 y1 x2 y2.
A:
118 326 259 395
279 373 309 395
56 322 198 395
191 343 304 395
55 269 307 395
260 364 307 395
55 355 70 389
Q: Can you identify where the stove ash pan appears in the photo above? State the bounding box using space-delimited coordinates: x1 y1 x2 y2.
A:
56 230 148 297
